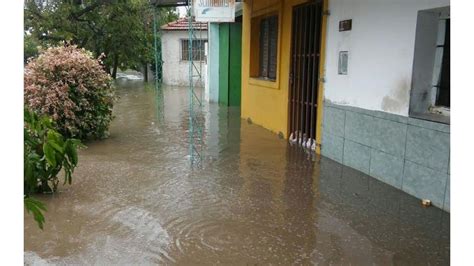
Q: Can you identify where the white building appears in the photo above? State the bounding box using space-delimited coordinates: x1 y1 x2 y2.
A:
161 18 208 87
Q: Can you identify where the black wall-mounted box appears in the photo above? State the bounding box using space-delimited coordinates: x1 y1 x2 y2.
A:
339 19 352 31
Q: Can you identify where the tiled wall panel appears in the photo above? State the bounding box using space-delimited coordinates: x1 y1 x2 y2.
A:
321 102 450 212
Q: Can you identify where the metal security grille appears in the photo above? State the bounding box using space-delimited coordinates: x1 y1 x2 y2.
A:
288 0 323 150
181 39 207 61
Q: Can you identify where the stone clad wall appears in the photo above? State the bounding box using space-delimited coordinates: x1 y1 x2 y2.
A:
321 101 450 212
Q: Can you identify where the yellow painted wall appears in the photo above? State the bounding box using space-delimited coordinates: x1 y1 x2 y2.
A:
241 0 317 139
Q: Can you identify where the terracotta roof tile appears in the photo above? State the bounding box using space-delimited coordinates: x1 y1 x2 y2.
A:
161 17 208 31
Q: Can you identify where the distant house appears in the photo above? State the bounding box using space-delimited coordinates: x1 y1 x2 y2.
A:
161 18 208 87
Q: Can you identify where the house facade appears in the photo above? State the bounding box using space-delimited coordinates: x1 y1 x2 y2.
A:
241 0 450 211
161 18 208 86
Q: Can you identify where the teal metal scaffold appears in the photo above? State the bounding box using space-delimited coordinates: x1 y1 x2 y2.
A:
153 8 162 88
152 0 204 166
185 4 205 167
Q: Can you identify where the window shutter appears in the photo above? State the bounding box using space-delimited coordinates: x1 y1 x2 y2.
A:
260 19 269 78
268 16 278 80
259 16 278 80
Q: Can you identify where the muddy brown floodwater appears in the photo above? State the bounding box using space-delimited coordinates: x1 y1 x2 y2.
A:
25 81 450 265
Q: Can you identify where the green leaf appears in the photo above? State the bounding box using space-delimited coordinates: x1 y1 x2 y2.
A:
49 140 64 153
24 197 47 230
47 131 64 152
70 138 85 148
43 143 56 167
41 117 53 129
64 170 72 185
65 139 79 166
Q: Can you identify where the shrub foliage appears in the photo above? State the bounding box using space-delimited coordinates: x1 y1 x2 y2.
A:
25 45 114 140
24 109 84 229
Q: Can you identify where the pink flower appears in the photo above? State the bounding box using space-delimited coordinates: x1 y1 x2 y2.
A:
24 45 115 139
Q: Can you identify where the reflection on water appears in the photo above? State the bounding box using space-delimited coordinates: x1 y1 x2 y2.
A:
24 81 450 265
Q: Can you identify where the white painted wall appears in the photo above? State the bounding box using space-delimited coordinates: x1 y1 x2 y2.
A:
161 30 208 87
324 0 450 116
208 23 220 103
204 41 209 101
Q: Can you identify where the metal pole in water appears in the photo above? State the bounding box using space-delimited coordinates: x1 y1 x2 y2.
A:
153 7 160 89
188 4 195 166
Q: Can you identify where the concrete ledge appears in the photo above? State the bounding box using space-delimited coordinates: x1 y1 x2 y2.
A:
324 101 408 124
408 117 450 133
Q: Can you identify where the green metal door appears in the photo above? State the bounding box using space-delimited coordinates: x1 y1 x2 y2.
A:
228 22 242 106
218 21 242 106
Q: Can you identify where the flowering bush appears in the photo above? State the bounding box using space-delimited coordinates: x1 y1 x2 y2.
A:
25 45 115 140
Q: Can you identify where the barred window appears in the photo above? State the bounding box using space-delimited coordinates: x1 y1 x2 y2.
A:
181 39 207 61
259 16 278 80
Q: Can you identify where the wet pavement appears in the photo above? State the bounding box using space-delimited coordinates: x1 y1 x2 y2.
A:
25 81 450 265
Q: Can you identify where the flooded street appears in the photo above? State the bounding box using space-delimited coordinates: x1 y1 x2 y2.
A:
25 81 449 265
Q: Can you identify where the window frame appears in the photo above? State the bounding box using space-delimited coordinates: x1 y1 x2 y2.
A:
409 6 450 124
180 39 208 62
248 6 281 89
433 18 450 108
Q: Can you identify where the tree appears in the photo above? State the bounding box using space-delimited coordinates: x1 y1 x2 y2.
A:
24 0 178 78
24 33 40 64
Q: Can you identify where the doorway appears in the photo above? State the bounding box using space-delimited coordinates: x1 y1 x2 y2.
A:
288 1 323 149
219 17 242 106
